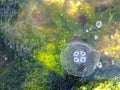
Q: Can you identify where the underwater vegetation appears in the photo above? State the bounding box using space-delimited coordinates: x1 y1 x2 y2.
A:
0 0 120 90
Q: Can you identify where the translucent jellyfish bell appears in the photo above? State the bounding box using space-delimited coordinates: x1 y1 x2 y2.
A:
60 41 101 77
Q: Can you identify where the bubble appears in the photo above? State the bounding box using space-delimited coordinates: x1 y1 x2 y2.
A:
104 50 109 55
2 55 8 61
97 62 102 68
110 35 114 39
60 13 63 16
96 21 102 28
85 29 89 33
67 19 69 22
94 35 99 40
60 41 101 77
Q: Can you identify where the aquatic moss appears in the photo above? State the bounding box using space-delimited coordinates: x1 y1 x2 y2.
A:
78 80 120 90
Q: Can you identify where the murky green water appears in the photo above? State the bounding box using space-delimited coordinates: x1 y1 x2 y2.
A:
0 0 120 90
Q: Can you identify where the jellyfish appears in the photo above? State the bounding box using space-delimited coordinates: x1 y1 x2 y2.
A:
60 40 101 77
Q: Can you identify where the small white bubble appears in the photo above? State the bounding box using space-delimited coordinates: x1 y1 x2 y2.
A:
10 45 13 49
80 7 83 10
96 21 102 28
75 22 78 25
104 50 109 55
85 29 89 33
4 57 8 61
67 20 69 22
89 28 92 31
110 35 114 39
112 51 116 54
2 55 8 61
94 35 99 40
60 13 63 16
111 60 114 65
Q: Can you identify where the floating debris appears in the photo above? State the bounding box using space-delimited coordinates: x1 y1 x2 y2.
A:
9 44 13 49
96 20 102 28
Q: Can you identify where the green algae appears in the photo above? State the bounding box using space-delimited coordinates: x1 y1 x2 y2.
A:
0 0 120 90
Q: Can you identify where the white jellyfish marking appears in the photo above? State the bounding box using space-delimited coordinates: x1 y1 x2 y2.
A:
80 57 86 63
94 35 99 40
104 50 109 55
96 20 102 28
80 50 86 56
74 57 80 63
97 62 102 68
73 51 79 56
